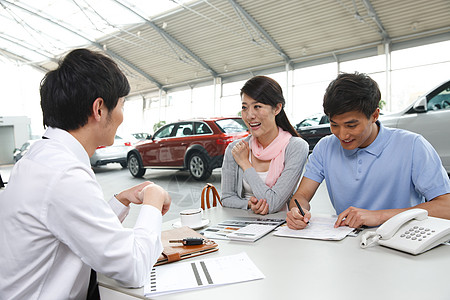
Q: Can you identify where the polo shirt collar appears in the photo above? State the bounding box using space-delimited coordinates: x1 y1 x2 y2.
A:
42 127 91 167
342 121 390 157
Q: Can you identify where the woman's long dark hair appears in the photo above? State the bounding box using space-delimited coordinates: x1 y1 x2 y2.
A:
240 76 298 137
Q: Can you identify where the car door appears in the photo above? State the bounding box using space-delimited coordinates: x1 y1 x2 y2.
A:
163 122 194 167
142 124 176 166
395 81 450 172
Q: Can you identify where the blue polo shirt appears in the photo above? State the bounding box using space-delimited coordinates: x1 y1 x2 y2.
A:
304 122 450 214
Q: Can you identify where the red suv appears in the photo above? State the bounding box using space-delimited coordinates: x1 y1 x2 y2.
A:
127 117 249 180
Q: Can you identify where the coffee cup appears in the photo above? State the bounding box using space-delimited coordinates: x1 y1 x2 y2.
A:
180 208 203 228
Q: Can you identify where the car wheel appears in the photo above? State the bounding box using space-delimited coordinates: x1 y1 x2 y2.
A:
120 162 127 168
128 153 146 178
188 153 211 181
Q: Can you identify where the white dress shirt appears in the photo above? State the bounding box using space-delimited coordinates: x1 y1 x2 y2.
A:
0 127 163 300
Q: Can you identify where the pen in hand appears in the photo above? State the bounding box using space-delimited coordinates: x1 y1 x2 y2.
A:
294 199 309 224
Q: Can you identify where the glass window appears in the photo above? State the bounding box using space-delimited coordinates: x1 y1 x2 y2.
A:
427 82 450 111
340 55 386 74
194 122 212 134
297 113 323 127
215 118 247 133
154 124 175 139
174 122 193 137
20 142 30 151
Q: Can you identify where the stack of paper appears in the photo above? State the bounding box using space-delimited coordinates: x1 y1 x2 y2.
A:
201 216 285 240
226 224 278 242
274 215 354 240
144 252 264 297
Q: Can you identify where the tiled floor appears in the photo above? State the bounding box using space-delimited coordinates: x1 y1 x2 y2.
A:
0 163 335 227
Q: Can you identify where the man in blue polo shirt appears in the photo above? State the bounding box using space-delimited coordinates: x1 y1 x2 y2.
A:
287 72 450 229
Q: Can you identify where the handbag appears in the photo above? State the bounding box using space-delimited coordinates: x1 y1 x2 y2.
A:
201 183 222 210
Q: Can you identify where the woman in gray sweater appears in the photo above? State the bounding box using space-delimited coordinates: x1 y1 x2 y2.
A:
221 76 309 214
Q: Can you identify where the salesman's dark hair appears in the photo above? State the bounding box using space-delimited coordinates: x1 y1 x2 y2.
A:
240 76 298 137
40 48 130 130
323 72 381 119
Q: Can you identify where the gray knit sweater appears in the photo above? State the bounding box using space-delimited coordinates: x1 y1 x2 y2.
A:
221 135 309 213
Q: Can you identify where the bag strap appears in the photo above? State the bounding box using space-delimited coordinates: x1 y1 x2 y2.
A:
201 183 222 210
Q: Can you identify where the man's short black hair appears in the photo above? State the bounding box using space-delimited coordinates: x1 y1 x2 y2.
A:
323 72 381 119
40 48 130 131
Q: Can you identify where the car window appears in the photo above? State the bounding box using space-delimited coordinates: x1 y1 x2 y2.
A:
298 114 322 127
194 122 212 135
20 142 30 151
427 85 450 111
215 118 247 133
154 124 175 139
174 122 194 137
320 115 330 124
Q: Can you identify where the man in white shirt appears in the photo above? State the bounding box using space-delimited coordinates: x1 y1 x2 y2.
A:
0 49 171 300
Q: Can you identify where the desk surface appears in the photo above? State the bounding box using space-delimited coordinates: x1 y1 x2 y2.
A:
99 207 450 300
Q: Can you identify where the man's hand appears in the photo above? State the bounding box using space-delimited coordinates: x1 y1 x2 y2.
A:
139 183 171 215
115 181 152 207
335 206 383 228
248 196 269 215
286 206 311 230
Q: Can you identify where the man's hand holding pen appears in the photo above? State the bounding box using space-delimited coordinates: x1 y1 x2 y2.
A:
286 199 311 230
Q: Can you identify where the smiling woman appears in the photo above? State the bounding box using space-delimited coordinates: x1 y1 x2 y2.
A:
221 76 309 215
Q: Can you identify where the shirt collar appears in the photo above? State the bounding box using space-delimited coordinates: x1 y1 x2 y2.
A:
343 121 390 157
42 127 91 167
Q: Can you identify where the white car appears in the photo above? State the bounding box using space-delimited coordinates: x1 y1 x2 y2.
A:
90 135 137 168
380 79 450 173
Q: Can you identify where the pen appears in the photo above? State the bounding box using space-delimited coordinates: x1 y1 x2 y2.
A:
294 199 309 224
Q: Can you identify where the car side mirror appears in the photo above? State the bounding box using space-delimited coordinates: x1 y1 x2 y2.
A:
146 135 153 140
412 96 427 113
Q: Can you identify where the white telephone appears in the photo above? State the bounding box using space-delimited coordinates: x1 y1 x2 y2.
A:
360 208 450 255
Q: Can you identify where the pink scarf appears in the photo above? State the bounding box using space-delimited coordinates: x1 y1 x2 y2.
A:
250 128 292 187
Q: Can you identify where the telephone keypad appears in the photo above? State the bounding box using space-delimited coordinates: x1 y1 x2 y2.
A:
402 226 435 242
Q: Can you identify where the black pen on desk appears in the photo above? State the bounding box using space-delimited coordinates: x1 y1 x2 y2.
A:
294 199 309 224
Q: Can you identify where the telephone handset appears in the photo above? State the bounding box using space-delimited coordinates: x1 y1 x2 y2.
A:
361 208 450 255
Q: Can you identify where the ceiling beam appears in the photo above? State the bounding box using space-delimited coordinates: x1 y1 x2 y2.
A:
0 0 164 90
0 33 57 62
361 0 390 41
111 0 218 78
227 0 291 63
0 47 49 72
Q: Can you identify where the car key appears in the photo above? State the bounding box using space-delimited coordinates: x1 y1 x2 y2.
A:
169 237 205 246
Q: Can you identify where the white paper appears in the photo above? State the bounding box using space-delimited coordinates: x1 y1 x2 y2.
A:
273 215 354 240
144 252 265 297
226 224 278 242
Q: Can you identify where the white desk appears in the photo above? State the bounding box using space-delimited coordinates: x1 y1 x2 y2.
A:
99 207 450 300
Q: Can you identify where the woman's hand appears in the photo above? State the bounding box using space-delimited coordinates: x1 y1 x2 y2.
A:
231 140 252 170
248 196 269 215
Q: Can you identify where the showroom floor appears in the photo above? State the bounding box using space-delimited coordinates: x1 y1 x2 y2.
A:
0 163 335 227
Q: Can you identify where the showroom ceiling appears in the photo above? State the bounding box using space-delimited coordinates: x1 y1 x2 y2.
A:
1 0 449 96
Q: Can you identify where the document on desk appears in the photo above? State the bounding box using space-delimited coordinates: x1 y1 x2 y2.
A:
201 216 285 241
273 214 354 241
144 252 264 297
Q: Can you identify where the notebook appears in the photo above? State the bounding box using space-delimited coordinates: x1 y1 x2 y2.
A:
145 252 264 297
